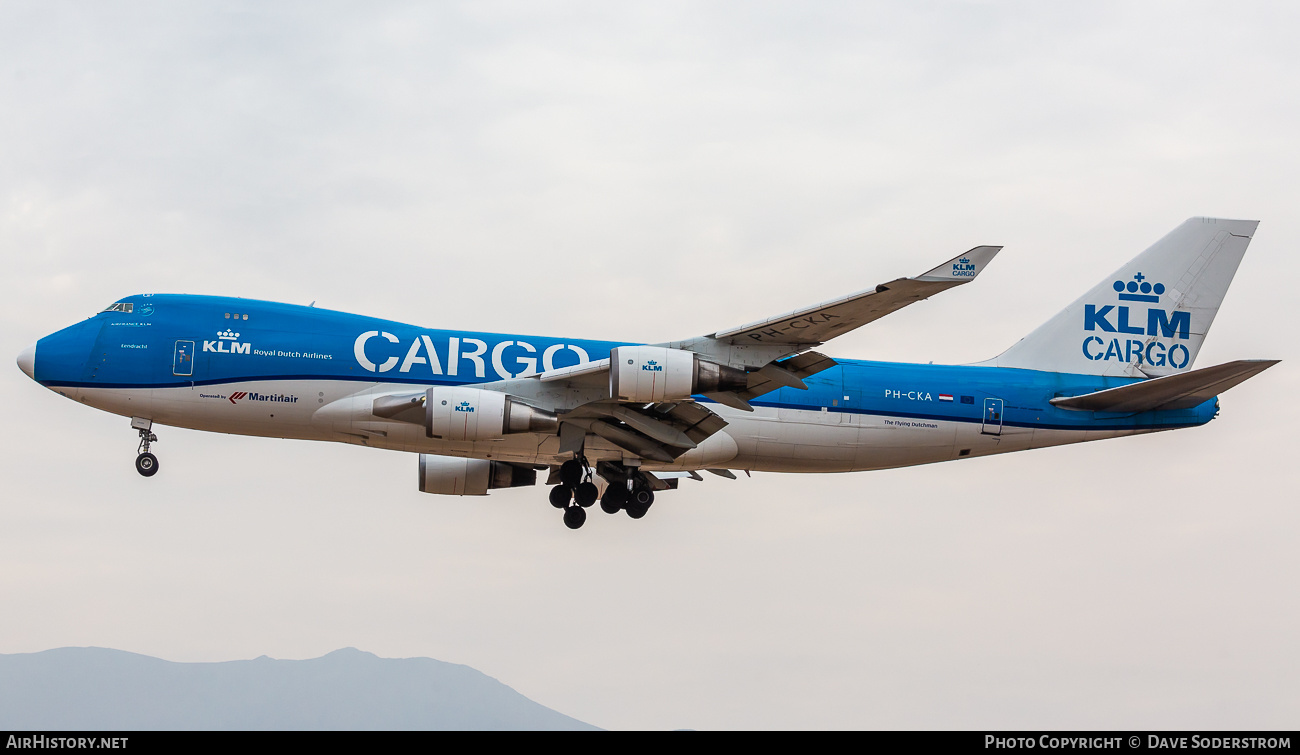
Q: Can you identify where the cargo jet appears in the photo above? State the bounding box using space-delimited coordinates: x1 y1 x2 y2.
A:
16 218 1278 529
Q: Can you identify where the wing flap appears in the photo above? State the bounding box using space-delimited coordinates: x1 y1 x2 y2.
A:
1050 359 1279 413
740 350 837 400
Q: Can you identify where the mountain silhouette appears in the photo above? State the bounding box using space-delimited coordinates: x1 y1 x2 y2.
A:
0 647 598 730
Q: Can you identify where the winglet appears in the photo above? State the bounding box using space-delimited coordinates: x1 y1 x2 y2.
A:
915 245 1002 282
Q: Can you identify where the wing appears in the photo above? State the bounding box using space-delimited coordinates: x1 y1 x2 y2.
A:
709 245 1001 347
483 243 1002 462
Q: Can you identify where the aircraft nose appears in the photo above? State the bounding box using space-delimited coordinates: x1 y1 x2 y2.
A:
17 341 36 379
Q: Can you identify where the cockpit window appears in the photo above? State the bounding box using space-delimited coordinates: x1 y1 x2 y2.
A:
101 302 133 313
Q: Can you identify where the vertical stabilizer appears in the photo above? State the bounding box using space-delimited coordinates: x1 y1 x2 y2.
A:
993 218 1258 377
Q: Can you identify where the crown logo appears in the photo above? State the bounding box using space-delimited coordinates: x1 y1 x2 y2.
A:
1112 273 1164 303
217 329 240 340
959 257 970 264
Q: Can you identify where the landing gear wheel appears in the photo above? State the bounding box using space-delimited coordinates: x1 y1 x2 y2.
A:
549 485 572 508
574 482 599 508
563 506 587 530
559 459 585 487
600 486 626 515
625 488 653 519
135 453 159 477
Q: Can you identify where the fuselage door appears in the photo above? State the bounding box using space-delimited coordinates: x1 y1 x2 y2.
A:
173 340 195 376
981 397 1003 436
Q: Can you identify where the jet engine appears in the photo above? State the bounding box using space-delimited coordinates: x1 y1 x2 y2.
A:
609 346 748 403
425 387 559 441
418 454 537 496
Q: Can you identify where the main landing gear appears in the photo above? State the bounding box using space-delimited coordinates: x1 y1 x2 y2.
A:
600 474 654 520
549 460 656 529
132 417 159 477
551 458 598 530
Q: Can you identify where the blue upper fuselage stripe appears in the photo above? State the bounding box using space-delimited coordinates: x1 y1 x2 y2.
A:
33 293 1219 431
40 374 465 390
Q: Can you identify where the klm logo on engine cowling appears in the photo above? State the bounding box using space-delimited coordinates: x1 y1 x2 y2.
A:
642 360 663 372
454 401 475 413
204 329 251 355
1081 273 1191 368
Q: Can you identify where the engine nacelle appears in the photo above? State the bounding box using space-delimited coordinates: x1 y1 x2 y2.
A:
418 454 537 496
425 387 559 441
609 346 748 403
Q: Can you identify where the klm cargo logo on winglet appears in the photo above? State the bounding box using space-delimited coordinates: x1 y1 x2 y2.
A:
1081 273 1191 368
951 257 976 277
642 360 663 372
204 329 250 355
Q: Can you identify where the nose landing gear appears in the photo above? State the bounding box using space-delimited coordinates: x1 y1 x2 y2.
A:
132 417 159 477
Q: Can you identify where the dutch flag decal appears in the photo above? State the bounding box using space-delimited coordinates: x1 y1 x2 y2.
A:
939 394 953 402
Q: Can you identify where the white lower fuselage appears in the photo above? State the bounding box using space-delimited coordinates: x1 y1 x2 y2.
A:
60 379 1153 475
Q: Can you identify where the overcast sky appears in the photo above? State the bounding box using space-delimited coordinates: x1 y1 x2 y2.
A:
2 1 1297 730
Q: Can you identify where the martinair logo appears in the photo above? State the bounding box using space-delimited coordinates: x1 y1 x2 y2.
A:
229 391 299 405
201 391 299 405
951 257 976 277
454 401 475 413
1082 272 1191 368
642 359 663 372
204 329 251 355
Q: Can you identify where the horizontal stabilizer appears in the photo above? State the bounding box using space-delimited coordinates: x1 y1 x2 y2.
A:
1050 359 1278 413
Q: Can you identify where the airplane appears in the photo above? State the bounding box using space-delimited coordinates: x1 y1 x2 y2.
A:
16 217 1278 529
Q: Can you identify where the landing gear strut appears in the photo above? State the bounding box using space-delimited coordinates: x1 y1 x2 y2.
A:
133 418 159 477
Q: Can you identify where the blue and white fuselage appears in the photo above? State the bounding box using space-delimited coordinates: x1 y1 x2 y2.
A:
24 293 1217 471
15 218 1277 527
